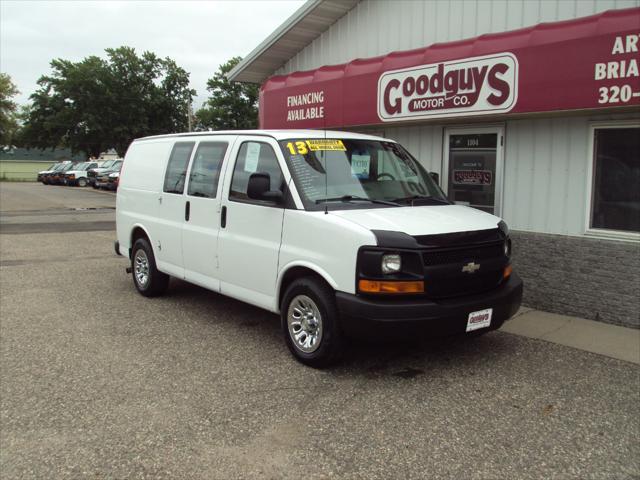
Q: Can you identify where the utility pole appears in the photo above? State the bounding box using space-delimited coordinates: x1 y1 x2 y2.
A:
187 103 194 132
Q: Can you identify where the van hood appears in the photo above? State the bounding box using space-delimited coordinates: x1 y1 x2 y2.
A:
330 204 501 237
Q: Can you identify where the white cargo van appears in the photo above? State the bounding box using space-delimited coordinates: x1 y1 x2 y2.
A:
116 130 522 366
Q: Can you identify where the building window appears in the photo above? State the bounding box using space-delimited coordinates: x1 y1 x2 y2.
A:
589 125 640 235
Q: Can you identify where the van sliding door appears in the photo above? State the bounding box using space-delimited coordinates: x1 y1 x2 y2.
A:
182 137 236 291
155 141 195 278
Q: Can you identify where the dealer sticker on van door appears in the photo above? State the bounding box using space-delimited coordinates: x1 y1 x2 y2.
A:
466 308 492 332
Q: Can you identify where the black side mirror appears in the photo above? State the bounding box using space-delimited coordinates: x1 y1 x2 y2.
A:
247 172 283 204
429 172 440 186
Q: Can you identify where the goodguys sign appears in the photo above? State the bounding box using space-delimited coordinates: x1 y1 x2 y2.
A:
378 53 518 121
259 8 640 129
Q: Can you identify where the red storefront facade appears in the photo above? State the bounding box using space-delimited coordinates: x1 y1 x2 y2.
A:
260 8 639 129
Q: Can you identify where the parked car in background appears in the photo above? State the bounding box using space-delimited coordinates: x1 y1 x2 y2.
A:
95 161 123 190
42 162 72 184
37 163 58 183
88 159 122 187
63 161 99 187
107 171 120 191
49 162 77 185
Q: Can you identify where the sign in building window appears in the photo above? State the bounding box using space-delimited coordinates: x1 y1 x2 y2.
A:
591 126 640 233
447 133 499 215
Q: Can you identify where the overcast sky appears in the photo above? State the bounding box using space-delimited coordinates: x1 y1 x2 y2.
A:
0 0 305 108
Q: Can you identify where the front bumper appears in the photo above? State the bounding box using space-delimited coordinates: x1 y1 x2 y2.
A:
336 273 523 339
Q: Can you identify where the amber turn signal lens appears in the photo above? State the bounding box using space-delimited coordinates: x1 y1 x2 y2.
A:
503 265 513 279
358 279 424 294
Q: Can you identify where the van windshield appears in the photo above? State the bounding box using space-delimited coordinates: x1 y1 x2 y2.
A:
279 138 448 210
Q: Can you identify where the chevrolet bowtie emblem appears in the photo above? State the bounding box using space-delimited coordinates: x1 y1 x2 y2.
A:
462 262 480 273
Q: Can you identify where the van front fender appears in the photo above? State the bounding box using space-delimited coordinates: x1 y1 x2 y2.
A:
276 261 339 312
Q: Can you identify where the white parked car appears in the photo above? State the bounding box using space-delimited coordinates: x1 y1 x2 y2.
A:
63 161 99 186
115 130 522 366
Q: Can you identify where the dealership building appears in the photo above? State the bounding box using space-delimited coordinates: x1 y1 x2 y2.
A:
229 0 640 327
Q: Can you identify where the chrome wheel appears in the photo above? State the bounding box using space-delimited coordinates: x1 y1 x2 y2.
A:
287 295 323 353
134 249 150 288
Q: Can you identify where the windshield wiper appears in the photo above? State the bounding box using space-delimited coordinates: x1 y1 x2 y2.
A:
392 195 450 205
315 195 401 207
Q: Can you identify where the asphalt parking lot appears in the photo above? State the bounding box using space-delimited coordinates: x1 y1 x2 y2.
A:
1 182 638 479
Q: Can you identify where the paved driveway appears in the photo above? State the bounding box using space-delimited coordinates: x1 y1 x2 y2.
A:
1 183 638 479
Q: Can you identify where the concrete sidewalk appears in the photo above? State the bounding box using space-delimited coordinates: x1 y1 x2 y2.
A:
502 307 640 365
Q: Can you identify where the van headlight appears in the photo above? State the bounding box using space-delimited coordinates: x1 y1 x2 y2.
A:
381 254 402 274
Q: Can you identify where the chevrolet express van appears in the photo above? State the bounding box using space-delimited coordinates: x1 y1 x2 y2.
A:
116 130 522 366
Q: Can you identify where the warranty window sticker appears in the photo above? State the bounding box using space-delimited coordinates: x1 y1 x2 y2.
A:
286 139 347 155
306 139 346 151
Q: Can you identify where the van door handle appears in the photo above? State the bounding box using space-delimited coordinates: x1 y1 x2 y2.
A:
185 201 190 221
221 206 227 228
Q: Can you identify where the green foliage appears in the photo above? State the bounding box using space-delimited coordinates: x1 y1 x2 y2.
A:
0 73 20 146
195 57 259 131
20 47 196 157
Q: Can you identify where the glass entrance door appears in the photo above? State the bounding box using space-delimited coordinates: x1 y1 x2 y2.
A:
443 127 504 215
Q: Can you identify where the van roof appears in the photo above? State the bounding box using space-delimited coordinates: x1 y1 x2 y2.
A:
133 130 393 143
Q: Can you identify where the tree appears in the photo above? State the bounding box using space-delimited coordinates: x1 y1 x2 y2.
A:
0 73 20 146
21 47 196 157
195 57 259 130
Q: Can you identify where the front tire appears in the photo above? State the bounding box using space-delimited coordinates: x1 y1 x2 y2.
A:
77 177 87 187
281 277 343 368
131 238 169 297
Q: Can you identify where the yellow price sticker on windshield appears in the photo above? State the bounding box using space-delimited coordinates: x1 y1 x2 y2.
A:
286 139 347 155
306 139 346 151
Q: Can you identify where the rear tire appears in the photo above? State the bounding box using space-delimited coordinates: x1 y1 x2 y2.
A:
78 177 87 187
131 238 169 297
281 277 343 368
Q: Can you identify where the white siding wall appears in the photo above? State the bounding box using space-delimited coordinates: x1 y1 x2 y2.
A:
277 0 639 75
503 116 591 235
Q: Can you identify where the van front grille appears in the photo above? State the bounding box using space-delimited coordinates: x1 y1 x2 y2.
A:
422 243 503 266
426 270 504 299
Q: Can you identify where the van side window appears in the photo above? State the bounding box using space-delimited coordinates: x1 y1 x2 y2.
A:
163 142 195 194
230 142 284 202
187 142 228 198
